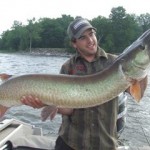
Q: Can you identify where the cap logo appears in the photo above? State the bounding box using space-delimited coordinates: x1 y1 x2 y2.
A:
73 20 89 30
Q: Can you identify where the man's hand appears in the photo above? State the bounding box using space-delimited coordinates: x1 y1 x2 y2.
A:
20 95 58 121
20 95 46 108
20 95 74 121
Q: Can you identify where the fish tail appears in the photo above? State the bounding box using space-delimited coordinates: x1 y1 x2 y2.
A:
0 73 12 81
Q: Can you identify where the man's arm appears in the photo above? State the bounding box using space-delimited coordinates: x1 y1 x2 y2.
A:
21 95 74 121
58 108 74 115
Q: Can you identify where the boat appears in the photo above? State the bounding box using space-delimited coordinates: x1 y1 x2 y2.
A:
0 118 55 150
0 118 150 150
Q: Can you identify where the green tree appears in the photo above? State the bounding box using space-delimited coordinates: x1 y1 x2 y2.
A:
26 18 41 52
39 15 73 49
91 16 113 52
11 21 29 50
109 6 140 53
136 13 150 32
0 21 22 51
0 11 147 53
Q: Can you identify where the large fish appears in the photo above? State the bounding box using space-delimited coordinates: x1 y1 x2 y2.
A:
0 29 150 118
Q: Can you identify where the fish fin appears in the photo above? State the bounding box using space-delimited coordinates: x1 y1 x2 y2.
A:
130 81 141 102
0 73 12 81
139 75 148 98
0 105 9 117
41 105 58 121
130 76 148 102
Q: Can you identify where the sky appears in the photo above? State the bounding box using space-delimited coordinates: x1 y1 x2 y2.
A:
0 0 150 35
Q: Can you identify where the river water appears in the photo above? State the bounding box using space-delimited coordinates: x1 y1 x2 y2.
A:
0 53 150 147
0 53 69 138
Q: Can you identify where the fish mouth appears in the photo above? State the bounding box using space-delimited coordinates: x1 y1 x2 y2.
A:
133 64 146 70
132 60 148 71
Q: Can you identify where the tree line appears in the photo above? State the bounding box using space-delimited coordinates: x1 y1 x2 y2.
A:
0 6 150 54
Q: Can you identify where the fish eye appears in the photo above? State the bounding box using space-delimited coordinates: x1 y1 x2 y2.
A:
139 44 145 50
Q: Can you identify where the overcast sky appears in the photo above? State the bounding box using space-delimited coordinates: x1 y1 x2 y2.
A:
0 0 150 34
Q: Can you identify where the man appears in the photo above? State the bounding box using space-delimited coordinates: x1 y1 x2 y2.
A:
0 17 147 150
21 17 120 150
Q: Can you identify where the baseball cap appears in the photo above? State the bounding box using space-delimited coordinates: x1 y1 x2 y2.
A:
67 17 96 40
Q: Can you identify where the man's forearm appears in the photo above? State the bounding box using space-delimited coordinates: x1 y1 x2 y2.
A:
58 108 74 115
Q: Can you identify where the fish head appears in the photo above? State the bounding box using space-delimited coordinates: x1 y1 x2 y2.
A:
120 29 150 80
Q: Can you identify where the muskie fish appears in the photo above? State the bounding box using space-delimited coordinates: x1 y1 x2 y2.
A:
0 29 150 117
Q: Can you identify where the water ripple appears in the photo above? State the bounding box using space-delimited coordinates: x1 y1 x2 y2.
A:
0 53 67 136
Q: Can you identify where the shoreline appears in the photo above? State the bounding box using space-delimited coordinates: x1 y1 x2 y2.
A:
28 51 73 57
0 48 74 57
27 48 74 57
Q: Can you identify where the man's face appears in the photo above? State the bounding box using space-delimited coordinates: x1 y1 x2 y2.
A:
72 29 98 57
